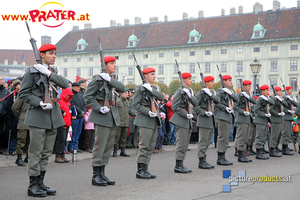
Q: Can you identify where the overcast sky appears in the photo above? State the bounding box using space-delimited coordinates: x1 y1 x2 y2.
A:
0 0 298 49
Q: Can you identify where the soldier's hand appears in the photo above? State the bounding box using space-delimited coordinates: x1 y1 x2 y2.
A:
226 107 233 113
286 95 294 101
148 111 157 117
288 110 295 114
278 112 285 116
202 88 212 97
241 91 250 99
275 95 283 102
39 101 53 110
260 95 268 101
142 83 153 93
99 73 111 82
243 111 250 116
205 111 213 117
182 88 191 98
265 113 271 118
187 114 194 119
222 88 232 95
33 64 51 77
100 106 110 114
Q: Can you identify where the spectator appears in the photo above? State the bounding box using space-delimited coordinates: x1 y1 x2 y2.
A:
0 75 9 152
78 79 87 95
155 110 166 153
164 94 169 103
83 105 95 153
165 94 176 144
127 88 138 148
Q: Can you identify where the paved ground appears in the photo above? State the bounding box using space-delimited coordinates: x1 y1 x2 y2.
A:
0 142 299 200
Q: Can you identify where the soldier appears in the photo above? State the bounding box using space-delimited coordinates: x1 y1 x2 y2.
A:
253 85 275 160
282 86 298 155
78 78 87 95
247 96 258 155
214 75 239 165
133 67 164 179
194 76 220 169
84 56 125 186
18 44 68 197
233 80 256 162
170 72 197 173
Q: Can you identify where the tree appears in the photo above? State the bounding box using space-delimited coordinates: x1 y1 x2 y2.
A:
169 80 181 94
157 83 170 94
191 82 202 93
125 83 137 90
213 80 235 93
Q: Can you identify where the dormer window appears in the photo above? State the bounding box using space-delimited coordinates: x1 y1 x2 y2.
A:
76 34 88 51
127 30 139 48
188 24 201 44
251 18 266 39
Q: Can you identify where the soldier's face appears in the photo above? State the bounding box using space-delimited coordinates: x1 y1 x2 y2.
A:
276 90 282 96
106 61 116 74
244 84 251 92
262 89 269 96
144 72 156 83
206 80 214 89
80 82 87 88
224 79 232 88
41 51 56 66
184 77 192 87
121 91 128 98
287 88 293 95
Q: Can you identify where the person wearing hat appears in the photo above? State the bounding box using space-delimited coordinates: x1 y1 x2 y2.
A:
194 76 220 169
247 95 258 155
282 86 298 155
253 85 275 160
233 80 256 163
78 78 87 95
169 72 197 173
84 56 125 186
133 67 164 179
113 89 130 157
214 75 239 165
127 88 138 148
19 44 68 197
269 86 288 157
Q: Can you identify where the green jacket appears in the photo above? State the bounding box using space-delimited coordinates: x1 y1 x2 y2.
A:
169 87 197 129
253 95 275 125
117 96 129 127
133 84 164 129
270 96 288 124
283 96 298 121
19 66 68 129
84 74 125 127
129 97 137 133
11 97 29 130
214 88 239 123
194 89 220 129
233 91 256 125
295 106 300 125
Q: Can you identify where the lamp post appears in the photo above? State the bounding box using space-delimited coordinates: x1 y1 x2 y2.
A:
250 58 262 96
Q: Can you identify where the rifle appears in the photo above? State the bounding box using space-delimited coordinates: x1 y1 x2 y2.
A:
97 35 110 108
132 52 157 114
238 70 250 112
269 78 283 113
25 21 52 104
198 62 212 112
216 65 233 111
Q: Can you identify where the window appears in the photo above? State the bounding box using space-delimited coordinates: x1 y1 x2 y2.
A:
190 51 195 56
158 81 164 84
128 55 133 59
63 68 67 77
270 78 277 87
63 58 68 62
253 47 260 52
89 67 93 76
189 63 195 73
204 62 210 73
128 66 133 75
237 48 243 53
291 45 298 50
115 66 118 74
89 57 93 61
271 61 278 71
159 65 164 74
143 65 148 69
143 54 148 58
290 60 297 71
255 31 260 37
271 46 278 51
128 81 133 84
159 53 164 57
236 61 243 72
221 49 227 54
220 61 226 72
174 52 179 57
76 68 81 76
290 78 297 91
236 79 242 90
115 56 119 60
205 50 211 55
190 37 195 42
173 63 179 74
77 45 82 50
77 58 81 62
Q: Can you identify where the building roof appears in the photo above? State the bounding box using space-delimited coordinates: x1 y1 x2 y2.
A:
0 50 36 66
56 8 300 54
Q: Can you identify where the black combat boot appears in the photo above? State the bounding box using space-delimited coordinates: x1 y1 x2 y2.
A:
100 165 115 185
222 153 233 165
205 155 215 169
16 154 26 166
255 149 269 160
282 145 294 155
217 152 229 166
238 151 251 163
24 154 28 163
249 145 256 155
298 146 300 154
275 146 282 153
247 145 254 155
144 164 156 178
28 176 47 197
262 147 269 154
92 166 108 186
120 148 130 157
113 147 118 157
234 148 239 156
174 160 189 173
38 171 56 195
136 163 151 179
269 148 282 157
198 157 211 169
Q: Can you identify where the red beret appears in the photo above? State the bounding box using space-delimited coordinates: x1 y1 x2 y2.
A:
223 75 232 80
274 86 282 91
87 105 91 110
39 44 56 52
253 96 258 100
286 86 292 90
260 85 269 90
204 76 214 82
242 80 252 85
142 67 155 74
182 73 192 79
103 56 115 64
